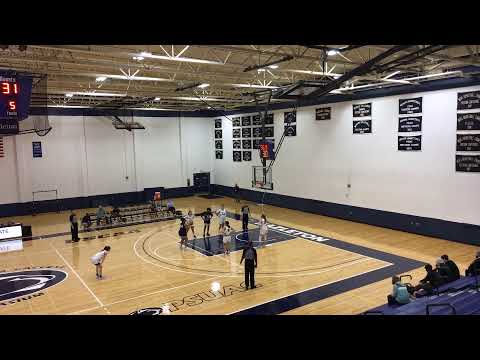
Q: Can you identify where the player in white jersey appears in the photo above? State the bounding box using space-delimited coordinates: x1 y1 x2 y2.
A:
216 205 227 232
222 221 234 255
91 246 111 279
184 210 197 239
259 215 268 247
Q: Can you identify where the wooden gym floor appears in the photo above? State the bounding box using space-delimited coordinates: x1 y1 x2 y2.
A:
0 196 478 315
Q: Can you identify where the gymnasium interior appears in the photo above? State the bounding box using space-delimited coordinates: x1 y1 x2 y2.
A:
1 45 479 316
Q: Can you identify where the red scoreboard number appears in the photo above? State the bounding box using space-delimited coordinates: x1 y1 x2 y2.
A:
259 143 270 159
1 81 19 111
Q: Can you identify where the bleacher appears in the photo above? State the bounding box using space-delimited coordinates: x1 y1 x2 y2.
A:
364 276 480 315
83 203 182 231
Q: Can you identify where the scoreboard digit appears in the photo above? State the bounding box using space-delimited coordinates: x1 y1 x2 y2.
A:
0 71 33 135
259 140 275 160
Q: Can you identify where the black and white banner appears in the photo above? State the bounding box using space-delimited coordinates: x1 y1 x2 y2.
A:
398 116 422 132
215 140 223 149
214 119 222 128
457 112 480 130
398 135 422 151
252 115 262 125
457 90 480 110
242 128 251 138
353 120 372 134
285 124 297 136
214 129 222 138
457 134 480 152
284 111 296 124
241 116 251 126
232 129 241 138
353 103 372 117
243 151 252 161
315 107 331 120
253 127 262 138
233 151 242 162
399 97 422 115
265 113 274 124
253 139 261 149
456 155 480 172
264 126 274 137
215 150 223 159
232 117 241 127
242 139 252 149
233 140 241 149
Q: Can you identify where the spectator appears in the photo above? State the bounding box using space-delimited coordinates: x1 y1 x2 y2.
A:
465 251 480 277
435 257 452 283
81 213 92 231
167 199 175 215
411 264 444 296
111 206 120 223
96 205 106 226
387 276 410 306
441 254 460 281
234 184 240 203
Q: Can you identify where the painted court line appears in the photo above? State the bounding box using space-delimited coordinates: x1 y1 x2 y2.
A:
51 243 109 313
227 262 392 315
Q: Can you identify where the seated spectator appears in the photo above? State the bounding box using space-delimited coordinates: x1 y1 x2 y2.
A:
387 275 410 306
110 206 120 223
441 254 460 281
96 205 106 225
150 202 158 218
465 251 480 277
435 257 453 283
82 213 92 230
167 199 175 214
410 264 444 297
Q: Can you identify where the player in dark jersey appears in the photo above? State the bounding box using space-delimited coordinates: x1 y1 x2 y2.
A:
201 208 213 237
178 217 188 249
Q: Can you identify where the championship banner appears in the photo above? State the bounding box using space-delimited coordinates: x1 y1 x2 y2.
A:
398 135 422 151
456 134 480 152
353 120 372 134
399 97 422 114
457 90 480 110
241 116 251 126
353 103 372 117
456 155 480 172
233 151 242 162
242 151 252 161
232 117 241 127
214 119 222 128
315 107 331 120
215 150 223 159
398 116 422 132
214 129 222 138
457 112 480 130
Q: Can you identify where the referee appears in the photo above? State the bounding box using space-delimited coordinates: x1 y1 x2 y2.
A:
240 241 258 290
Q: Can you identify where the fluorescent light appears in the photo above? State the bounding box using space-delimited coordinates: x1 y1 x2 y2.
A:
327 49 338 56
288 69 342 78
71 91 127 97
154 97 161 101
137 52 224 65
198 83 210 88
269 65 279 69
257 68 266 72
403 71 462 81
96 76 107 82
65 93 73 98
101 74 171 82
132 56 144 61
48 105 92 108
167 96 237 102
231 83 279 89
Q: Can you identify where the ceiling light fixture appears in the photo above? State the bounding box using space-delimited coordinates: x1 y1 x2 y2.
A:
327 49 339 56
70 91 127 97
96 76 107 82
231 83 279 89
269 65 279 69
198 83 210 88
132 56 144 61
154 97 161 101
137 52 224 65
65 93 74 98
99 74 171 82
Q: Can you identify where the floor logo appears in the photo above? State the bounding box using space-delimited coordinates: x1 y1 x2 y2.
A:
129 282 263 315
0 268 68 304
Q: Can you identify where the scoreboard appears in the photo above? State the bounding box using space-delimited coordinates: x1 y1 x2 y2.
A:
0 71 33 135
259 140 275 160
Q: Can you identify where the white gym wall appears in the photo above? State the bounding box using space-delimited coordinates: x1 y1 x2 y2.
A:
213 85 480 226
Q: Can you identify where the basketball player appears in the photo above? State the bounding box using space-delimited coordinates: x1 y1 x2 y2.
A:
91 246 111 280
259 214 268 247
185 210 197 239
178 217 188 248
69 212 80 242
217 205 227 232
241 204 250 232
223 221 234 255
201 207 213 237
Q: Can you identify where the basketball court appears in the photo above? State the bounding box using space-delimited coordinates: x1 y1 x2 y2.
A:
0 45 479 315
